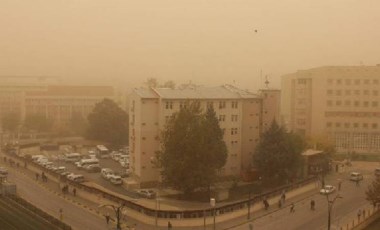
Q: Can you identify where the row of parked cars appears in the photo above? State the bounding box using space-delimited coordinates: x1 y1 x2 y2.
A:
31 154 85 183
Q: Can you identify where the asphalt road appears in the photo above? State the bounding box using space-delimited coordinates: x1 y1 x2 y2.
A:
231 162 377 230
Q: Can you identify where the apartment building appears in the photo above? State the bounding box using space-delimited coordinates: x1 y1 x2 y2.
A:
129 85 280 185
281 65 380 154
24 85 114 129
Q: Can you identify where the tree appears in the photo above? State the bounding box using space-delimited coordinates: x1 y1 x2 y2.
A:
1 112 21 132
158 102 227 196
366 176 380 206
86 98 128 147
253 121 306 185
162 80 176 89
145 78 159 88
23 113 53 132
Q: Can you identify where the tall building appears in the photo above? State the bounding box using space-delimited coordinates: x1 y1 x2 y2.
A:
281 65 380 154
129 84 280 186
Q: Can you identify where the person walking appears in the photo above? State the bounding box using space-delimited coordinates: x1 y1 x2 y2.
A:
35 173 39 181
338 180 342 191
357 209 362 222
249 222 253 230
105 213 110 225
168 221 172 230
73 188 76 196
356 179 360 187
290 203 295 213
310 200 315 210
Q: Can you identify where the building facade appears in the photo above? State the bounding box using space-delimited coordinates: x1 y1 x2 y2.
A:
0 76 115 132
129 85 280 185
281 65 380 154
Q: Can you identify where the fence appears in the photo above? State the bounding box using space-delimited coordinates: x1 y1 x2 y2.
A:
340 205 380 230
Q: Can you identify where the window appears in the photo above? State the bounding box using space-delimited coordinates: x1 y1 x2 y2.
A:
336 79 342 84
326 122 332 128
364 79 370 84
335 122 341 128
354 101 360 107
373 79 379 84
355 79 360 85
344 123 350 128
231 128 238 135
180 101 187 109
165 101 173 109
354 123 359 128
219 101 226 109
364 90 369 95
336 100 342 106
327 79 333 84
363 123 368 128
218 115 225 122
344 100 351 106
207 102 213 109
372 101 378 107
345 90 351 96
372 123 378 129
363 101 369 107
354 90 360 95
231 101 238 109
231 115 238 122
298 79 307 84
373 90 379 96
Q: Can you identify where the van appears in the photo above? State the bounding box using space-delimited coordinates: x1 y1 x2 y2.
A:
76 159 99 169
32 155 45 162
350 172 363 181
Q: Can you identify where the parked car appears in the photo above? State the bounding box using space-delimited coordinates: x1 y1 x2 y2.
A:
70 174 85 183
0 167 8 176
320 185 336 195
109 175 123 185
84 164 101 173
137 189 156 199
101 168 114 180
350 172 363 181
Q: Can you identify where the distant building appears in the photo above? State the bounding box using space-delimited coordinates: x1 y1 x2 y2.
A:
0 76 116 131
129 84 280 186
281 65 380 154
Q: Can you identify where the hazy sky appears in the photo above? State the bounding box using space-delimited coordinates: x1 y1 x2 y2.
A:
1 0 379 90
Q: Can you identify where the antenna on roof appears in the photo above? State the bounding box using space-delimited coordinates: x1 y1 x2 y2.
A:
265 75 270 89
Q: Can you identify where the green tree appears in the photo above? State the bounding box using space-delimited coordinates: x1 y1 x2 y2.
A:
158 102 227 196
253 121 306 185
366 176 380 206
23 113 53 132
86 98 128 147
1 112 21 132
162 80 176 89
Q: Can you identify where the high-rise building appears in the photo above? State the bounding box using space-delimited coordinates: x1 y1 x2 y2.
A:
129 84 280 186
281 65 380 154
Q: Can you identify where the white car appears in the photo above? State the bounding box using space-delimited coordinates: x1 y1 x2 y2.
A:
320 185 336 195
109 175 123 185
350 172 363 181
101 168 114 180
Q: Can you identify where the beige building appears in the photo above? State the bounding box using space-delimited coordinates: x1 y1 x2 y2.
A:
281 65 380 154
129 84 280 185
0 76 115 131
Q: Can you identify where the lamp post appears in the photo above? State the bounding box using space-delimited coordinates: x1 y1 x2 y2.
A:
210 198 216 230
247 190 252 220
99 203 126 230
326 194 342 230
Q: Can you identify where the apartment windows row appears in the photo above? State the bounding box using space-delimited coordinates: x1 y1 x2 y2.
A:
327 89 379 96
327 79 379 85
231 128 238 135
333 132 380 150
218 114 239 122
326 100 379 108
326 122 378 129
164 100 239 110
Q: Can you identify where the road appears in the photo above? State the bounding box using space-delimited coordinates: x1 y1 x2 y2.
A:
231 162 377 230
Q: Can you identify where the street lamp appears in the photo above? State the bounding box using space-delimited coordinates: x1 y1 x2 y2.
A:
210 198 216 230
326 194 342 230
247 190 252 220
98 203 126 230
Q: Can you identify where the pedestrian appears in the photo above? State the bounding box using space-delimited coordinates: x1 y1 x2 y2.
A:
290 203 295 213
281 191 286 203
24 161 27 168
249 222 253 230
278 199 282 208
73 188 76 196
59 208 63 221
356 179 360 187
310 200 315 210
357 209 361 222
168 221 172 230
105 213 110 224
338 180 342 191
263 199 269 210
363 209 366 218
35 173 39 181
